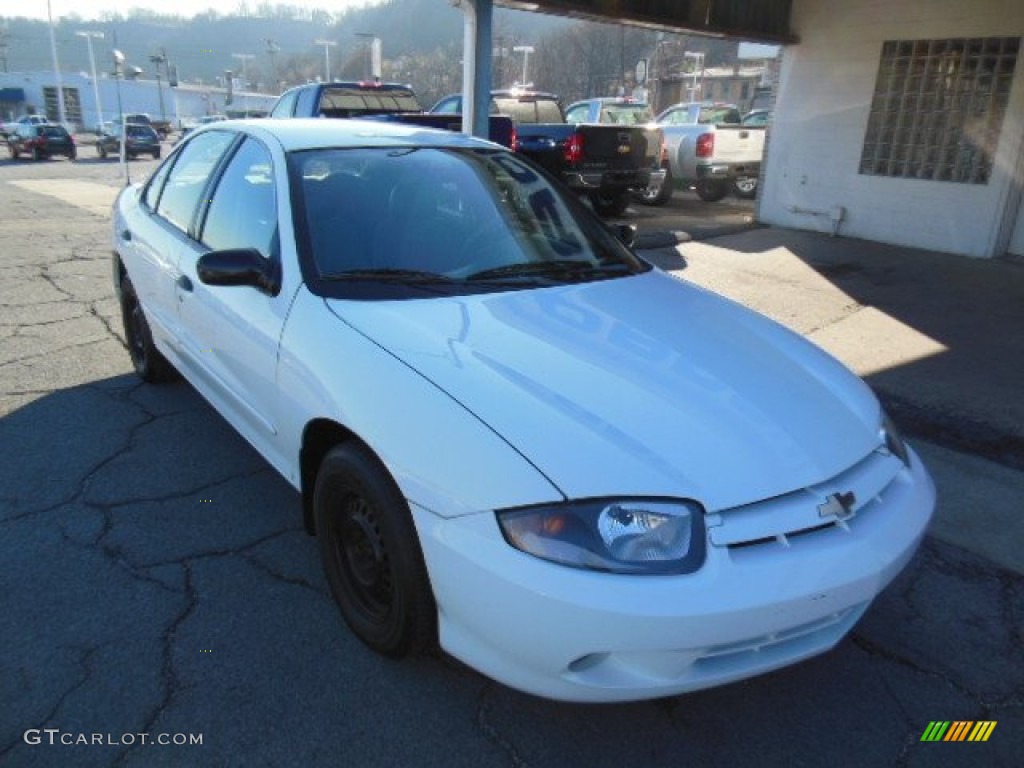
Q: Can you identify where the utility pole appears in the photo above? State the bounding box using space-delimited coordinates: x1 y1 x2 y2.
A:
46 0 67 126
265 38 279 89
313 39 336 82
232 53 254 112
76 30 104 130
0 26 9 73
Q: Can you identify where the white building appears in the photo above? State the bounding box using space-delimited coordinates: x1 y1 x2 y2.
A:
758 0 1024 259
0 70 277 130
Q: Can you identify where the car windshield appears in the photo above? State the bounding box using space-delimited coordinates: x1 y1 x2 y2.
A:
39 125 68 137
291 146 648 300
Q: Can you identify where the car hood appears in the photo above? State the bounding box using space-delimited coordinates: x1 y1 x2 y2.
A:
327 270 881 512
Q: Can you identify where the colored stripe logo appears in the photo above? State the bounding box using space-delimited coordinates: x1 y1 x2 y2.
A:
920 721 996 742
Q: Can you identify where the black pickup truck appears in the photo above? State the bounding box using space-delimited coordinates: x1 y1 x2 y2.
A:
268 81 515 148
430 89 664 217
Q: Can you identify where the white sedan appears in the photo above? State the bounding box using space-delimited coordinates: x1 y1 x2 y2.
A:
112 118 935 702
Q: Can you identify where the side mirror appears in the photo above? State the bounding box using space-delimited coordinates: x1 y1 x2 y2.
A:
197 248 280 295
612 223 637 248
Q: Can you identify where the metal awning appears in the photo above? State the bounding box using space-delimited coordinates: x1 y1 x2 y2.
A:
0 88 27 103
497 0 797 44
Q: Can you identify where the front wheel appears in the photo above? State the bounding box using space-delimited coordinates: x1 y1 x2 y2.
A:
152 149 161 159
314 443 436 658
635 166 674 206
588 189 631 218
733 176 759 199
8 142 17 160
97 144 107 159
695 179 728 202
119 274 176 383
31 146 41 161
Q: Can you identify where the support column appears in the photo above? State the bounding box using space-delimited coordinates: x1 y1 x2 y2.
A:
457 0 493 139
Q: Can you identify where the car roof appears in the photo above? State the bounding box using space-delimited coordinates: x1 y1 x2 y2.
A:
194 117 498 153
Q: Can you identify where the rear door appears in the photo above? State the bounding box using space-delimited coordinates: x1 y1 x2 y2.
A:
575 125 661 174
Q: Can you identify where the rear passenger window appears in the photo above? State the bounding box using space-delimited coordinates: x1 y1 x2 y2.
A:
156 131 235 235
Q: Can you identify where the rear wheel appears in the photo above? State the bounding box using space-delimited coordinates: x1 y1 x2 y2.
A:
695 179 728 202
31 146 41 161
588 189 631 218
314 443 436 658
97 144 107 159
8 142 17 160
152 148 161 159
733 176 759 199
635 166 674 206
119 274 176 383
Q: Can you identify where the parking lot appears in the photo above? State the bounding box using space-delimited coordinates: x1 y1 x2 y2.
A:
1 150 1021 767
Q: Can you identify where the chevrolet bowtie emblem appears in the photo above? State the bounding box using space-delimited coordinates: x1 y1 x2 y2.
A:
818 491 857 519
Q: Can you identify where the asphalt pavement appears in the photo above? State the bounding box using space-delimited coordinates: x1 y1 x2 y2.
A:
0 156 1021 767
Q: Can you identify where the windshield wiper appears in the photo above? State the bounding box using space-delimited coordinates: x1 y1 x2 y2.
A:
319 268 455 284
465 260 631 283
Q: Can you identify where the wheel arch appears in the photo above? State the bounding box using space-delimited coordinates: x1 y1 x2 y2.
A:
300 418 368 536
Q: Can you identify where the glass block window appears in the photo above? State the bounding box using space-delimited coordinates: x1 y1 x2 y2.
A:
860 38 1019 184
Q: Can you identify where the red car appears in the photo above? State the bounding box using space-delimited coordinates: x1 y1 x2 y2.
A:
7 123 76 161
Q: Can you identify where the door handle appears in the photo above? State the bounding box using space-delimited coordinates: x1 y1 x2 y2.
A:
177 275 193 292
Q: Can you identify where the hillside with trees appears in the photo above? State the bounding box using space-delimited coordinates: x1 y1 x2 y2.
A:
0 2 740 107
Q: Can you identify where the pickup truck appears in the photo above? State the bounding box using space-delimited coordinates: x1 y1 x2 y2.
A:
111 113 172 139
268 81 515 148
430 90 664 217
640 102 765 204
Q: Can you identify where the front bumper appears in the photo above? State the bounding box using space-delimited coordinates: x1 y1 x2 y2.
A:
411 447 934 702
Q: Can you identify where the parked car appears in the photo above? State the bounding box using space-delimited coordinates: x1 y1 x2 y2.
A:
112 118 934 703
1 114 49 138
7 122 75 160
112 112 172 139
564 97 656 125
179 114 228 140
430 89 664 217
97 123 162 160
637 101 764 204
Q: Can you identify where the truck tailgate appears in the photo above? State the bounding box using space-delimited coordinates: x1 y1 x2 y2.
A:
712 125 765 165
576 125 661 171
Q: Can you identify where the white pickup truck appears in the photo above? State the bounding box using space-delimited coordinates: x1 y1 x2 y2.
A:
638 103 766 205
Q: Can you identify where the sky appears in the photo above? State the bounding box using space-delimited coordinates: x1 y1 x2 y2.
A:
0 0 380 22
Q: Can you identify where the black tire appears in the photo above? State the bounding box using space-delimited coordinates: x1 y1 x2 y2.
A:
152 149 161 159
314 443 436 658
31 146 41 161
635 166 674 207
119 274 176 383
8 142 17 160
695 179 728 202
68 148 77 161
97 144 107 159
733 176 759 200
128 152 137 160
588 189 631 218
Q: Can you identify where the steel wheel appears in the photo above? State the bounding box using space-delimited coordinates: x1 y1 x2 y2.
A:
118 273 176 383
315 444 436 658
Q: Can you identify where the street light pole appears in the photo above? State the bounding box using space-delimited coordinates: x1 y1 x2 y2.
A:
513 44 534 87
112 49 128 183
355 32 381 81
149 50 167 122
76 30 104 131
313 39 336 82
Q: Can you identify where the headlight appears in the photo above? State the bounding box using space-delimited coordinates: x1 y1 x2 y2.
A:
881 412 911 467
497 499 706 575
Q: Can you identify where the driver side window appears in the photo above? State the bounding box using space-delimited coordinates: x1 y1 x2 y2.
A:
200 138 278 259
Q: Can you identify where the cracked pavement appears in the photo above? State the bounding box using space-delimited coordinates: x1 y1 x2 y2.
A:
1 157 1021 767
